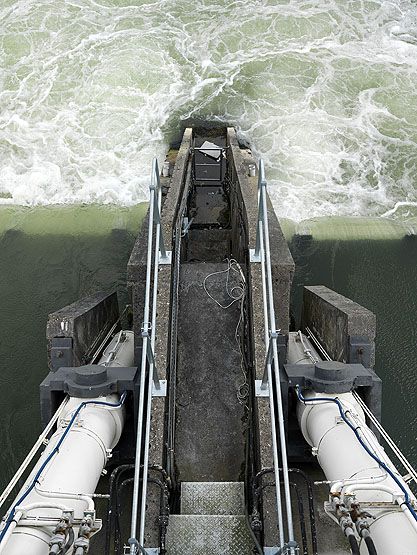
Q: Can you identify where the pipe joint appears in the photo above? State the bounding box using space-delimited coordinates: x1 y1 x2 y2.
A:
73 514 95 554
49 533 66 555
73 535 89 555
356 517 371 538
49 510 74 555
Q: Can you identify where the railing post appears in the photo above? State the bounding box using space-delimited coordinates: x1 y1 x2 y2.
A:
251 160 266 263
261 335 274 389
142 331 160 390
151 158 171 265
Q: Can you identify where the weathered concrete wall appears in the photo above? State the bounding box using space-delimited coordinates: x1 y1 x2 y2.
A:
301 285 376 368
227 128 294 334
127 129 192 365
46 291 119 370
227 128 295 547
127 128 192 548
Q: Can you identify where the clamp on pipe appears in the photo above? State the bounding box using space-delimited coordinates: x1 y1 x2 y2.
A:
73 513 99 554
48 510 74 555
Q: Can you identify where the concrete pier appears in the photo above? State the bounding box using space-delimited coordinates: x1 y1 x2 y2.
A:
301 285 376 368
46 290 119 371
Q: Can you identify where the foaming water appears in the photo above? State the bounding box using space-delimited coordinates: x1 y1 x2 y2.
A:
1 0 417 220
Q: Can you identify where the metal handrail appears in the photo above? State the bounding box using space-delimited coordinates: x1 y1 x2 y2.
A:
254 160 296 552
129 158 170 554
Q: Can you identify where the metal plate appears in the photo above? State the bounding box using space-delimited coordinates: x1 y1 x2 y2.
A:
249 248 261 263
166 515 253 555
181 482 244 515
152 379 167 397
255 379 269 397
159 251 172 265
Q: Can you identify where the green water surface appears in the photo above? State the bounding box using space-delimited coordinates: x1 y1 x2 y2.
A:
0 204 146 487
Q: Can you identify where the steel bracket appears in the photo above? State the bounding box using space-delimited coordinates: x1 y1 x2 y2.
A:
255 379 269 397
249 248 261 263
152 380 167 397
50 337 73 371
159 251 172 265
124 547 159 554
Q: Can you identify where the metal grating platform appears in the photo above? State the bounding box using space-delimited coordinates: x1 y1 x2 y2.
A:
165 515 253 555
181 482 244 515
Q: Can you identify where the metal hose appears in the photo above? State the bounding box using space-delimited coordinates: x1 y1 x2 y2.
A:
364 535 378 555
348 534 360 554
62 528 74 554
254 467 318 555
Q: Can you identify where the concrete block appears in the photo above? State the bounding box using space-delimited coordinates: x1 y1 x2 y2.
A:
301 285 376 368
46 291 119 370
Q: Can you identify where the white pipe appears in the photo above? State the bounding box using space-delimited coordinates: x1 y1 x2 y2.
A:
297 390 417 555
1 331 133 555
330 472 388 495
15 520 59 527
16 503 70 513
0 512 22 555
34 485 94 511
344 483 401 499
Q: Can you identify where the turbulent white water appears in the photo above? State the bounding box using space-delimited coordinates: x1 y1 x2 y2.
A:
1 0 417 220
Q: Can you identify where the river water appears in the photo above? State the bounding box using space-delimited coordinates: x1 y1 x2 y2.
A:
0 0 417 492
2 0 417 219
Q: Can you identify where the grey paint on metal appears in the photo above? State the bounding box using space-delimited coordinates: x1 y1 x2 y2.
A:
181 482 245 516
39 364 139 425
50 337 73 371
283 361 381 394
348 335 374 368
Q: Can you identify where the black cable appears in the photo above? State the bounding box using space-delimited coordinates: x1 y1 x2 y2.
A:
106 463 171 555
114 475 169 555
106 465 134 555
287 468 318 555
290 482 308 555
364 535 378 555
244 383 263 553
254 467 318 555
348 534 360 554
244 507 264 555
52 527 75 555
254 481 308 555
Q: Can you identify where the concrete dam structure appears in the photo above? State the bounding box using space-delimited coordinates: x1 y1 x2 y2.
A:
0 127 417 555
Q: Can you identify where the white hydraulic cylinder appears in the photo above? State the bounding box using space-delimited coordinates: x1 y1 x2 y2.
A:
297 390 417 555
0 330 134 555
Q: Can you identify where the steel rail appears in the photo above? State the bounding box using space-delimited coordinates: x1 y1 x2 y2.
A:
256 160 295 551
129 158 170 554
129 161 157 554
258 214 285 547
138 159 163 545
